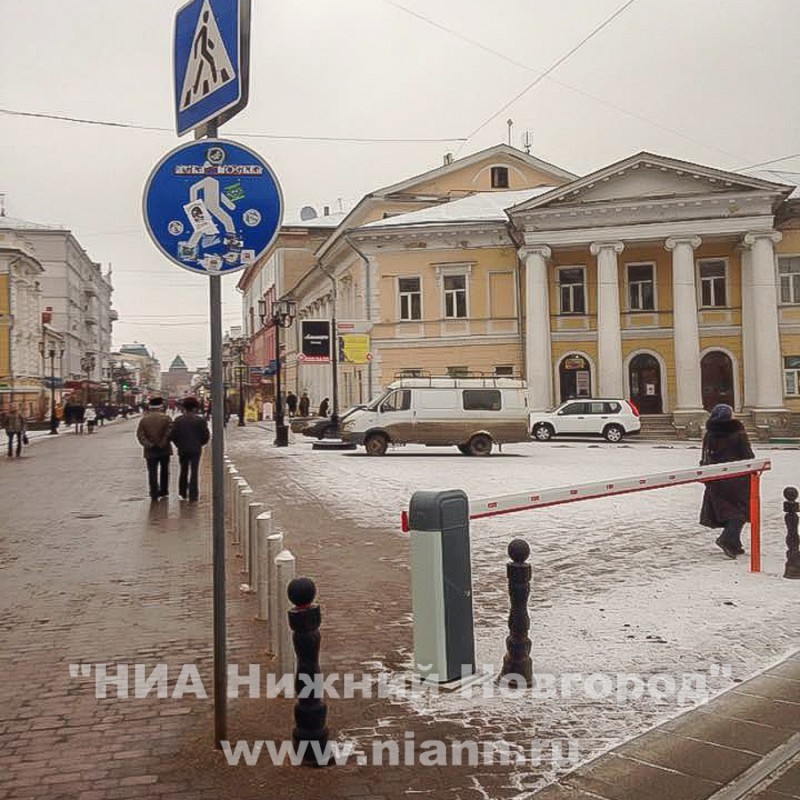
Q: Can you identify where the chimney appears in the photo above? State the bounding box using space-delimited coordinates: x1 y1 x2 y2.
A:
323 205 330 216
443 153 453 165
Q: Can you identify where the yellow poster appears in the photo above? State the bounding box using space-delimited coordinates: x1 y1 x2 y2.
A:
340 334 371 364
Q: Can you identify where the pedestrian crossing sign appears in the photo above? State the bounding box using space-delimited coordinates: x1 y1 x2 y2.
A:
174 0 250 136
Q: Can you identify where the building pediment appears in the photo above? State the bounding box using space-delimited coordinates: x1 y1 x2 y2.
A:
510 152 793 214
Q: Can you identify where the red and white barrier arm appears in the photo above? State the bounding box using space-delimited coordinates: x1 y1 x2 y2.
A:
468 459 771 519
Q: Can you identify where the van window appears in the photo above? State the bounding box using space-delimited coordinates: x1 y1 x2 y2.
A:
380 390 411 413
463 389 502 411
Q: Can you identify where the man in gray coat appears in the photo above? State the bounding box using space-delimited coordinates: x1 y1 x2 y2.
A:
136 397 173 501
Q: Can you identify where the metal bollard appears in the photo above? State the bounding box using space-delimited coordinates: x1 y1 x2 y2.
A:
275 550 296 677
288 577 330 766
784 487 800 579
255 511 273 620
231 478 247 544
239 488 253 570
248 502 265 588
267 532 284 652
500 539 533 686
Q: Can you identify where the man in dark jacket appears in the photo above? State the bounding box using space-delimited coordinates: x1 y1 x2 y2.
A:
169 396 210 502
699 404 755 559
136 397 173 501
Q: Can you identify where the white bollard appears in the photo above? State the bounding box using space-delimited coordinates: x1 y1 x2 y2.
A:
255 511 273 620
227 467 239 510
266 532 284 652
239 488 254 570
275 549 296 679
247 502 265 588
231 477 247 544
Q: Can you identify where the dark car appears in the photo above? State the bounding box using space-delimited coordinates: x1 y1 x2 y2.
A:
299 406 363 440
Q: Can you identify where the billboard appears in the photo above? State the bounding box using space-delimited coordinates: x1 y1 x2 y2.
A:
300 320 331 362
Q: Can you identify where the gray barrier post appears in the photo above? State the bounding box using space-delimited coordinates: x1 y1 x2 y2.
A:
267 533 284 652
408 490 475 683
255 512 273 620
232 477 247 545
248 502 265 588
239 488 253 572
275 550 297 678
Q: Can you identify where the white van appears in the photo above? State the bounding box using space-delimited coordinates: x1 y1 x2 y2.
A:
339 376 530 455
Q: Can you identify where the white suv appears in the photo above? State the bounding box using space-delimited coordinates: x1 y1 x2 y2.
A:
530 399 641 443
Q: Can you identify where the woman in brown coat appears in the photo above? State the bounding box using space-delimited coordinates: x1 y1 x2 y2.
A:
699 404 755 559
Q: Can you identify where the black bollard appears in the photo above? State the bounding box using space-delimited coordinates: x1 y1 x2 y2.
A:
784 487 800 580
287 577 330 766
500 538 533 686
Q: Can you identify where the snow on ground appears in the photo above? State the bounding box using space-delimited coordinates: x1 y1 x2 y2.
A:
231 433 800 791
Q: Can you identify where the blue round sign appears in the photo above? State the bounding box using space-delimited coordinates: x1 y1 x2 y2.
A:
143 138 283 275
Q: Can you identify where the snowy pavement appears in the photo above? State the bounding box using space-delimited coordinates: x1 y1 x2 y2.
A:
229 434 800 792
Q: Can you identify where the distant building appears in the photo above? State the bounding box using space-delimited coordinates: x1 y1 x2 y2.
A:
114 343 161 401
161 354 194 398
0 213 116 411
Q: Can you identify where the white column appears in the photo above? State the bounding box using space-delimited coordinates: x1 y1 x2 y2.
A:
590 242 624 397
523 246 553 411
744 231 784 409
666 236 703 410
740 246 757 408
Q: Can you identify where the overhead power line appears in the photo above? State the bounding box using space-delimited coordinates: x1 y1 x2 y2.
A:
735 152 800 171
456 0 640 153
0 108 466 144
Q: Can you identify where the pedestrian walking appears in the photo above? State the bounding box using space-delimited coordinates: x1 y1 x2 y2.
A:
85 403 98 433
286 391 298 417
699 403 755 559
74 403 86 434
318 397 330 418
169 396 210 502
3 404 27 458
298 391 310 418
136 397 173 502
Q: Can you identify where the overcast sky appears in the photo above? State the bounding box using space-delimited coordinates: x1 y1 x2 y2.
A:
2 0 798 370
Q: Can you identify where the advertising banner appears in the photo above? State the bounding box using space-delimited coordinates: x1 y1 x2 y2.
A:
300 320 331 362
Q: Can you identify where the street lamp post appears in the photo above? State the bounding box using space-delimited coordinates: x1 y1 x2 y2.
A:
39 341 63 435
259 297 296 448
80 354 96 405
236 343 246 427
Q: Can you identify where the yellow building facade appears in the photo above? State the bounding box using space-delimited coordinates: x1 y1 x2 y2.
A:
244 145 800 439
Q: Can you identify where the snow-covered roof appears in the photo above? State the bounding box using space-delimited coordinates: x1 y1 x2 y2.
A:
360 188 555 229
281 210 348 228
0 214 64 231
743 169 800 199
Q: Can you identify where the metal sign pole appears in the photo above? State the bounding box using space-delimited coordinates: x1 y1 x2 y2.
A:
201 118 227 748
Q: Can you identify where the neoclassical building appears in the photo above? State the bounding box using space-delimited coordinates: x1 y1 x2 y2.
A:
240 145 800 438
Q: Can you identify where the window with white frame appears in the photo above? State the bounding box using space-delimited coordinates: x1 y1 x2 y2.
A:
699 260 727 307
779 257 800 305
398 277 421 320
784 356 800 395
627 263 655 310
444 275 468 318
558 267 586 314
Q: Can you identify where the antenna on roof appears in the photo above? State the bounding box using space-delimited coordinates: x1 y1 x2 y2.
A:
338 197 344 212
443 152 453 165
507 119 514 147
523 130 532 155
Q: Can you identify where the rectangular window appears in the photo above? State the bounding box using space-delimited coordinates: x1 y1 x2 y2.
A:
447 365 469 378
398 277 421 320
463 389 502 411
397 368 424 378
444 275 467 318
491 167 509 188
699 260 727 307
779 257 800 305
628 263 655 310
784 356 800 395
494 365 515 376
559 268 586 314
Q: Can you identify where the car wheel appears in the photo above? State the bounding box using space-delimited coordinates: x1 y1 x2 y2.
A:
603 424 624 443
457 444 471 455
533 423 554 442
364 432 388 456
468 433 493 456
